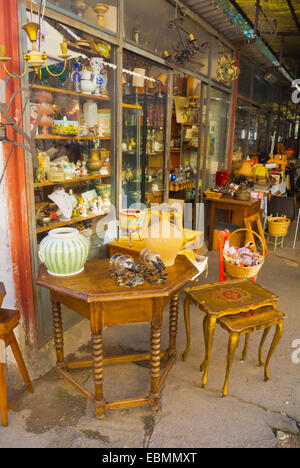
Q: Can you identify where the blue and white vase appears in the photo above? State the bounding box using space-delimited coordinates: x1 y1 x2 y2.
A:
90 57 104 96
38 227 89 276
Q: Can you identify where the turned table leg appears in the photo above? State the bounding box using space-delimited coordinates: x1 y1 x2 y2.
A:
90 303 105 419
51 298 64 367
91 330 105 419
149 324 161 411
169 293 179 357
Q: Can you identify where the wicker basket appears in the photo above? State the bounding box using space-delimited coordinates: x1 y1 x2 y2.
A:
268 216 290 237
204 191 222 200
224 228 265 279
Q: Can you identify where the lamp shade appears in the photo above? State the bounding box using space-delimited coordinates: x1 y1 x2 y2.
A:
238 160 253 178
157 73 167 85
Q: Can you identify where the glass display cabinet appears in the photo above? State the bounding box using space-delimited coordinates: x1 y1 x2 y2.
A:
29 16 116 260
122 104 142 208
122 93 167 206
122 51 168 206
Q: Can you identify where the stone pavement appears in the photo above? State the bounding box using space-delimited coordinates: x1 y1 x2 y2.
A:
0 235 299 448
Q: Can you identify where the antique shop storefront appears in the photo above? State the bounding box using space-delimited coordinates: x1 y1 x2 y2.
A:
0 0 237 351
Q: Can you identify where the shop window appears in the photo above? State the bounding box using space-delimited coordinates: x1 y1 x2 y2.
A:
122 51 168 207
247 108 259 155
207 87 230 186
37 0 118 35
124 0 209 76
170 72 204 201
233 99 250 158
253 71 271 105
238 56 253 99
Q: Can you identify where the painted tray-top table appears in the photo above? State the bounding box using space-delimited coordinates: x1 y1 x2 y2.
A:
37 256 198 419
183 279 279 388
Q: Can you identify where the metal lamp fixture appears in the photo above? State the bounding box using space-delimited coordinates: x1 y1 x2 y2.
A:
0 0 71 80
164 5 208 66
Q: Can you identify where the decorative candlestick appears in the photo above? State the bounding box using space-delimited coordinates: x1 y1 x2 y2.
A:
93 4 109 28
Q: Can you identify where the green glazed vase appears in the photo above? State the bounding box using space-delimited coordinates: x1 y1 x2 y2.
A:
38 227 89 276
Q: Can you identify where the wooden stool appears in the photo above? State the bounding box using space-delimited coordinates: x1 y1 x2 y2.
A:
0 306 33 426
217 306 285 397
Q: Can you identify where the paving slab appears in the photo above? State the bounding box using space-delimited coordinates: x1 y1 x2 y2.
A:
0 243 299 448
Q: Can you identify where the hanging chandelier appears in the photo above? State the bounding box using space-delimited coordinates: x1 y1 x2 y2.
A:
0 0 71 79
163 5 208 67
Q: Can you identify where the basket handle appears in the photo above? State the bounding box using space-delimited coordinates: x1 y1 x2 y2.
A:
228 228 266 260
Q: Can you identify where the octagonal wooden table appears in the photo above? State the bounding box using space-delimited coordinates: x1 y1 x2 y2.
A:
37 256 198 419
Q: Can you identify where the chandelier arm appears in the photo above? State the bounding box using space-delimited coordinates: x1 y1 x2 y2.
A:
2 59 28 80
43 58 68 77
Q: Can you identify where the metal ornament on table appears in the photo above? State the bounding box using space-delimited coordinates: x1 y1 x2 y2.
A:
109 254 144 288
139 249 168 284
109 251 168 288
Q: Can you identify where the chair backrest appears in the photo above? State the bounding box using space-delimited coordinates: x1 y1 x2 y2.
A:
268 196 296 221
0 283 6 308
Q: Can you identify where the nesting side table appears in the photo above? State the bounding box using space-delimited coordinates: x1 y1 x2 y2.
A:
183 279 280 388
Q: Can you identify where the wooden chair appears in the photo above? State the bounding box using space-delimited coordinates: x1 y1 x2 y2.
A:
244 213 268 257
0 283 33 427
218 306 285 397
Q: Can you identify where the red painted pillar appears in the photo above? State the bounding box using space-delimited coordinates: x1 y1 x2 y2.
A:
0 0 37 347
227 50 240 172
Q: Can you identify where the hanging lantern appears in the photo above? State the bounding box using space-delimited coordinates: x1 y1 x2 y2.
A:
216 52 240 83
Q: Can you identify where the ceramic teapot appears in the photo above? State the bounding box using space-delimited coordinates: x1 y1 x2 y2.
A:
80 68 97 94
